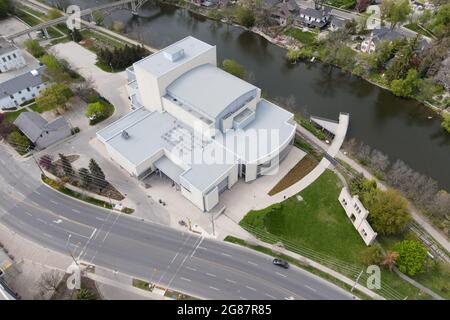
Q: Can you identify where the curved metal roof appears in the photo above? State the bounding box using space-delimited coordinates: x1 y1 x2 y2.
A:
166 64 257 120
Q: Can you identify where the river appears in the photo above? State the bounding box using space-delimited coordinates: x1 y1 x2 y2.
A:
47 0 450 191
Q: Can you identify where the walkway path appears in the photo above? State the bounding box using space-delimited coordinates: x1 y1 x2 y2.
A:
296 116 450 254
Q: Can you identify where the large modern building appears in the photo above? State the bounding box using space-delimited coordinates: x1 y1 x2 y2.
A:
97 36 296 212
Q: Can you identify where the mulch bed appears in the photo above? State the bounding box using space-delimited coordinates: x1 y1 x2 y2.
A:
268 155 318 196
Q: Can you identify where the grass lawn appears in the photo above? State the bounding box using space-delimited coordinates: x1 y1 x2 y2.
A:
240 169 433 299
404 23 434 38
88 98 115 125
30 103 45 113
242 170 366 263
3 108 28 123
284 28 316 46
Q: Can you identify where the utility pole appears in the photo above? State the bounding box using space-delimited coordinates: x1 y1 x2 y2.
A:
65 234 79 266
351 268 364 292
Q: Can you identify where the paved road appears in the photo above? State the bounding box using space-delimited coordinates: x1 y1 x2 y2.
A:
0 145 353 300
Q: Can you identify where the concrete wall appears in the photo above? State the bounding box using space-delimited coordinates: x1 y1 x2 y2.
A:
135 46 217 112
0 48 26 72
204 186 219 211
181 180 205 211
338 187 377 246
105 144 140 177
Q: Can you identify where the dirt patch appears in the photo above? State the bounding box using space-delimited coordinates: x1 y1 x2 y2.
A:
268 155 318 196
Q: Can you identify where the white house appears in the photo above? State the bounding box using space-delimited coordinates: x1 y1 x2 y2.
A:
338 187 377 246
97 36 297 212
0 66 47 110
0 37 26 73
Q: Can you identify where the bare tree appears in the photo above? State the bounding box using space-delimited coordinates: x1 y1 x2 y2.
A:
369 149 390 174
36 270 63 295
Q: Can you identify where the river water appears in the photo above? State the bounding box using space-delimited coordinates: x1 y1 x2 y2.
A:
47 0 450 190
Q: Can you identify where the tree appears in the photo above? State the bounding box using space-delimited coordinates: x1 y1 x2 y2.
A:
35 83 73 113
24 39 46 58
235 6 255 28
222 59 248 79
385 37 420 82
7 131 30 153
39 154 54 171
390 69 420 98
59 153 74 178
111 20 125 33
85 101 108 119
381 0 411 30
361 244 384 266
40 54 74 83
369 149 390 175
364 188 411 235
68 28 82 42
425 4 450 39
79 167 92 189
91 10 104 26
356 0 370 13
36 270 62 296
0 0 13 18
393 240 427 276
335 46 357 72
381 251 399 271
89 159 108 189
442 112 450 134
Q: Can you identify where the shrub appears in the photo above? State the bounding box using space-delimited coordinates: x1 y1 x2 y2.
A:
393 240 428 276
361 244 384 266
235 6 255 28
24 39 46 58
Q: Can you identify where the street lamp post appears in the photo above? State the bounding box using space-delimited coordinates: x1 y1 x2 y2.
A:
65 234 79 266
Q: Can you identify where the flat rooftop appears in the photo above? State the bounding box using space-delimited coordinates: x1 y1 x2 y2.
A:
166 64 257 120
0 50 40 83
0 37 16 56
132 36 213 78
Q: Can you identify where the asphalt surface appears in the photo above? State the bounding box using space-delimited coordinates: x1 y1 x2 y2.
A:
0 146 353 300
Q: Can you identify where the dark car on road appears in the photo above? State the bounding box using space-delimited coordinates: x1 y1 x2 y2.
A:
272 258 289 269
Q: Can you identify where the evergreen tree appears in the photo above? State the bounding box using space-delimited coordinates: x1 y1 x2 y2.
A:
88 159 108 189
79 167 92 189
59 153 74 178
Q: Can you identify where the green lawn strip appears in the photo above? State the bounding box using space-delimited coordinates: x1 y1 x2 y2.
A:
284 28 316 46
42 174 113 210
224 235 371 300
81 29 126 51
132 278 152 291
294 137 322 160
3 108 28 123
30 103 45 113
295 114 327 141
240 170 433 300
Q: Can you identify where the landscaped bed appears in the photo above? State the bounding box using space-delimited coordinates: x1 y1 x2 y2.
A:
268 155 318 196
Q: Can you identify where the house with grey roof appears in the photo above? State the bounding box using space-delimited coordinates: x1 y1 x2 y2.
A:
13 112 71 150
98 36 296 212
295 7 331 29
0 37 26 73
0 65 47 110
271 0 299 26
361 27 429 53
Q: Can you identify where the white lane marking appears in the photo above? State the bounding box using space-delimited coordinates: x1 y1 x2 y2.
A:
50 200 58 205
304 285 317 292
43 233 53 239
95 217 105 221
25 211 32 217
197 246 207 250
265 293 276 299
284 296 294 300
72 209 80 213
276 272 287 278
247 261 258 266
245 286 256 291
206 272 216 278
185 266 197 272
225 279 236 284
36 218 47 224
239 297 247 300
170 252 180 264
180 277 191 282
53 219 62 224
190 237 204 257
221 252 232 257
209 286 220 291
35 191 41 195
31 201 39 206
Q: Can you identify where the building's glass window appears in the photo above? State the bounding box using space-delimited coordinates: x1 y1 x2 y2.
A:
13 53 17 58
2 57 6 62
26 87 31 92
7 55 11 60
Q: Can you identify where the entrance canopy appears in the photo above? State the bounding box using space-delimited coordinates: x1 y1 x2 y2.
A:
154 156 184 185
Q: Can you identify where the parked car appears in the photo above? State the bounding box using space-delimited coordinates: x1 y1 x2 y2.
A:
273 258 289 269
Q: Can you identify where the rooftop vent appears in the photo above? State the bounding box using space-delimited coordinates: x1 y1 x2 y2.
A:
121 130 130 139
30 69 39 76
163 46 184 62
